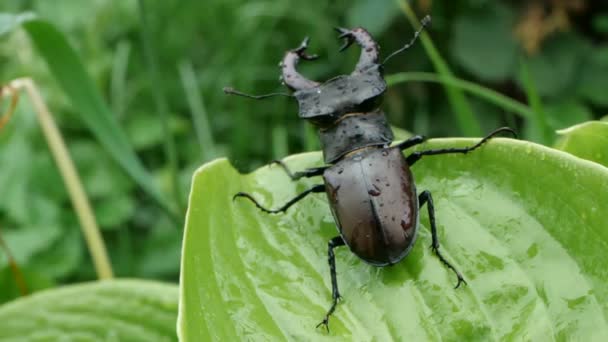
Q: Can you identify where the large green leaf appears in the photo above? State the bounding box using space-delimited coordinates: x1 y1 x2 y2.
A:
180 139 608 340
555 121 608 168
0 279 178 341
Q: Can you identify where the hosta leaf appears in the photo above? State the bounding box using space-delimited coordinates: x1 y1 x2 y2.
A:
555 121 608 168
0 279 178 341
180 139 608 340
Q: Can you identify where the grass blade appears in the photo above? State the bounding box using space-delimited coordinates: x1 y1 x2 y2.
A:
137 0 183 212
178 60 217 162
4 78 114 280
397 0 481 136
519 60 552 144
0 227 28 296
110 40 131 118
387 72 533 119
19 18 176 219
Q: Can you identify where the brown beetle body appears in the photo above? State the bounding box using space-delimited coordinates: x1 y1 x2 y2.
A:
324 147 418 266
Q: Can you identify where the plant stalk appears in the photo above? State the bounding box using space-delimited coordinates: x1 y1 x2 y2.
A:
6 78 114 280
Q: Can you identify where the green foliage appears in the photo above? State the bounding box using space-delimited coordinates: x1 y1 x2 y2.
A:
555 121 608 168
180 139 608 340
0 0 608 335
451 3 518 81
0 279 178 341
22 17 175 217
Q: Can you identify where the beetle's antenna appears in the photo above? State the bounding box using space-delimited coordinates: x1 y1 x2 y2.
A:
223 87 293 100
382 15 431 65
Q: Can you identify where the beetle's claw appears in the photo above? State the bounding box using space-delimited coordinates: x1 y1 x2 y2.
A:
293 37 319 60
316 317 330 333
334 27 355 52
454 275 467 289
334 27 350 38
339 39 354 52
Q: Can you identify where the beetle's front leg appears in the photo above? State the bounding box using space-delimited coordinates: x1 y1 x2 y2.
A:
271 159 328 181
233 184 325 214
419 190 466 289
394 134 426 151
316 236 345 332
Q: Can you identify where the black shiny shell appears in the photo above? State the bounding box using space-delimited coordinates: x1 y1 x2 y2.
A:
294 67 386 124
318 110 393 164
323 147 418 266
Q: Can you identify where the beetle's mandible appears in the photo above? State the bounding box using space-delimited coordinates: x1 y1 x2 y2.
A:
226 15 517 332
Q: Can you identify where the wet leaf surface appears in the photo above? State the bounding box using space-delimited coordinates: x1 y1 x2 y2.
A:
180 138 608 340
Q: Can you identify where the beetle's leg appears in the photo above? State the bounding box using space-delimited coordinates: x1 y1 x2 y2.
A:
233 184 324 214
406 127 516 166
316 236 345 332
419 190 466 289
394 134 426 151
270 160 328 180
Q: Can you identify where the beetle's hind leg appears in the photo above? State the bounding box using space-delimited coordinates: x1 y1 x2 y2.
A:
270 159 328 181
419 190 466 289
233 184 325 214
316 236 345 332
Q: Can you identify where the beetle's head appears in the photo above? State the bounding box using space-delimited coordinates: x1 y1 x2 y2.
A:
280 28 386 128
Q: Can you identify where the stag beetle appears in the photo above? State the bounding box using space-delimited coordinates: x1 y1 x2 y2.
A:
226 16 516 331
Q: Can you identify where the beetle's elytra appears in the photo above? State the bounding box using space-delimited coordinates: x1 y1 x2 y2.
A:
227 16 517 331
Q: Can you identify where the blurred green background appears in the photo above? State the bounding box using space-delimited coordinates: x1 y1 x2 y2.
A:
0 0 607 303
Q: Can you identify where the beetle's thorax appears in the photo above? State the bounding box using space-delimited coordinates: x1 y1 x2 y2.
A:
279 28 393 163
290 65 392 164
318 110 393 163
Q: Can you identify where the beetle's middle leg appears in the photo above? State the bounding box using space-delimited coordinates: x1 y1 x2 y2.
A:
234 184 325 214
405 127 516 166
316 235 345 332
419 190 466 289
271 160 328 181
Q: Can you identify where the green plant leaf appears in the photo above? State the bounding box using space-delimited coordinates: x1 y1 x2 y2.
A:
0 279 178 341
577 47 608 106
180 139 608 340
4 14 175 218
0 12 34 36
555 121 608 167
522 34 589 97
